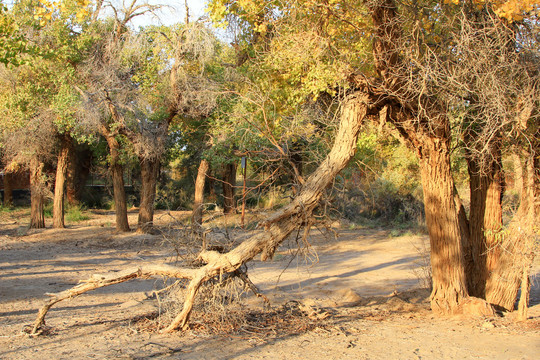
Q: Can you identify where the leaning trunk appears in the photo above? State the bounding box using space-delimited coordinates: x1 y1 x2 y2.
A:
222 162 237 214
52 135 72 228
137 157 160 233
164 94 369 331
29 159 45 229
3 171 13 207
192 158 210 229
419 141 468 314
105 134 130 232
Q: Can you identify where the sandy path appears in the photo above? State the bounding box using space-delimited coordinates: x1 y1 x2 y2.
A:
0 211 538 359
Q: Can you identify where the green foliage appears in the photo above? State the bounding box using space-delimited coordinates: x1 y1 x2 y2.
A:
0 203 15 213
65 204 89 222
332 123 424 227
155 178 193 210
43 201 53 218
0 2 31 66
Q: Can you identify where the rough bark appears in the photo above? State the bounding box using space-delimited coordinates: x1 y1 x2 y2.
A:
52 135 72 229
137 157 160 233
103 130 130 232
465 144 504 299
29 159 45 229
3 171 13 207
367 0 491 315
222 162 237 214
192 158 210 229
31 93 370 334
418 140 469 314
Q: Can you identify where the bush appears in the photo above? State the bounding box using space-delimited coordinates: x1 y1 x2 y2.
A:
336 178 424 226
66 205 90 222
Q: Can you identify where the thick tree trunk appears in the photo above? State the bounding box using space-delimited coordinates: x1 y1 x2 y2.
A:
466 147 504 299
222 162 237 214
104 133 130 232
3 171 13 207
30 159 45 229
52 135 71 228
137 157 160 233
192 158 210 228
418 141 469 314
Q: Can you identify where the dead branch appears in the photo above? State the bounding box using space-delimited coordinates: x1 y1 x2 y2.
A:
30 93 369 335
30 264 198 335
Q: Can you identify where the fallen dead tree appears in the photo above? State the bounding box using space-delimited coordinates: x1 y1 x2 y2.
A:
30 93 372 335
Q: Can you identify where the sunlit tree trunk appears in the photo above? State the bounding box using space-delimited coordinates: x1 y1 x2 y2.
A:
52 134 72 228
192 158 209 228
418 140 469 313
465 142 504 299
370 0 485 315
30 158 45 229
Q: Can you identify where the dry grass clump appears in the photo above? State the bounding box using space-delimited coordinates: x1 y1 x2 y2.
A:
133 299 328 338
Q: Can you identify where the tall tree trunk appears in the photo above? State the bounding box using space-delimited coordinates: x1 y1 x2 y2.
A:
137 157 160 233
3 171 13 207
222 162 237 214
192 158 210 228
30 159 45 229
104 132 130 232
418 140 469 314
52 135 72 228
465 145 504 299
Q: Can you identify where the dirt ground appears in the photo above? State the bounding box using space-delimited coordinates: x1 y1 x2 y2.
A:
0 209 539 359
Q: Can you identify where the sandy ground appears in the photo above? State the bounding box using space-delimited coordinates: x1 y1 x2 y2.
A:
0 209 539 359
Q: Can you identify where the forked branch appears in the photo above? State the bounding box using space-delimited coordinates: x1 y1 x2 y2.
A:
30 93 370 335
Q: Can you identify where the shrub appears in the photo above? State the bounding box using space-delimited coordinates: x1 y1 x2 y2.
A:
66 205 90 222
